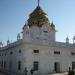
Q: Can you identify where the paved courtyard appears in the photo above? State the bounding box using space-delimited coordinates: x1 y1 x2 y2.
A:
0 72 6 75
49 72 68 75
0 71 68 75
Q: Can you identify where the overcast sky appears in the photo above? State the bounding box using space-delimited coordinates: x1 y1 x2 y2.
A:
0 0 75 45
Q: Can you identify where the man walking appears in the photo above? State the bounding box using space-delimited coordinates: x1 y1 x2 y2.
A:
24 67 28 75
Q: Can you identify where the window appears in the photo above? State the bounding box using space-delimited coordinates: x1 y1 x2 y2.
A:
43 38 47 40
54 51 60 54
33 50 39 53
2 53 3 56
71 52 75 55
1 61 3 67
33 61 39 70
5 53 6 56
43 31 48 33
18 61 21 70
4 61 6 68
10 52 13 55
19 50 21 53
9 61 12 70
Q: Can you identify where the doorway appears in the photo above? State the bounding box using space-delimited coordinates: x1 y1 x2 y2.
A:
72 62 75 70
33 61 39 71
54 62 60 73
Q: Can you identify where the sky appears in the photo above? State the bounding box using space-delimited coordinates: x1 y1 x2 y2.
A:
0 0 75 45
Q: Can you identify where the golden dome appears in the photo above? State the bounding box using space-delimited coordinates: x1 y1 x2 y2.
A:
28 6 49 27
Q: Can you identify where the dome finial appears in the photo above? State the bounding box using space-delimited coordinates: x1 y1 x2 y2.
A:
38 0 40 6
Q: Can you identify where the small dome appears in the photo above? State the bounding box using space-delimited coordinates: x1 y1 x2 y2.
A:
17 33 21 41
51 22 57 31
51 22 55 28
66 37 69 40
28 6 49 27
7 40 10 45
66 37 69 43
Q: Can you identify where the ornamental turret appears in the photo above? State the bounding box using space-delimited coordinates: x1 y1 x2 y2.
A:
0 41 3 47
17 33 21 41
73 36 75 44
7 39 10 45
66 37 69 44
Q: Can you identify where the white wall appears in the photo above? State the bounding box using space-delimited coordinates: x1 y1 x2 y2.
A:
0 43 75 74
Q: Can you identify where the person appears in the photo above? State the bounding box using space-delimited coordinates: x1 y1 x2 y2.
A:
68 67 71 75
24 67 28 75
30 68 34 75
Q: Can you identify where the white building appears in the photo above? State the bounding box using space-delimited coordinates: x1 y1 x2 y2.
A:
0 4 75 74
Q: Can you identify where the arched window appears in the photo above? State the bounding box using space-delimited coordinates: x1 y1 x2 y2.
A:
19 50 21 53
10 51 13 55
18 61 21 70
4 61 6 68
1 60 3 67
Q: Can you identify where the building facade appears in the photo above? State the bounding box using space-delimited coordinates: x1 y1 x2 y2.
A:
0 4 75 74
